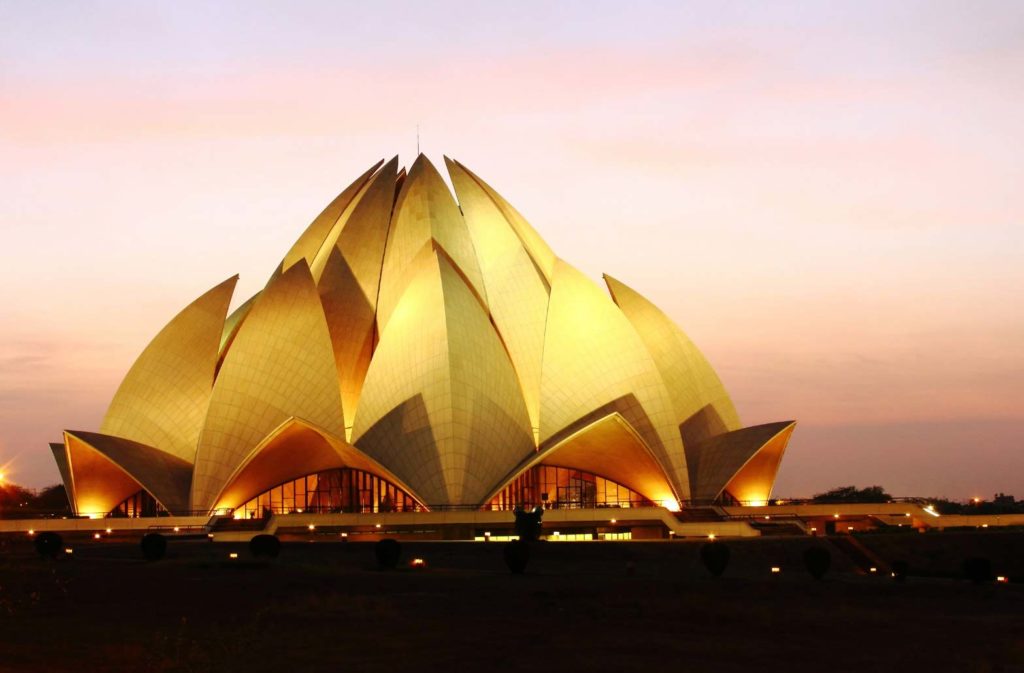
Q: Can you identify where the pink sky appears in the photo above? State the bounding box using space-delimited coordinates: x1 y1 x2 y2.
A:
1 2 1021 498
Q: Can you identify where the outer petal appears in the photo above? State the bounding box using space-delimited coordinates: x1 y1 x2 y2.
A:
100 275 237 463
604 274 741 446
446 157 550 444
483 412 679 509
686 421 796 504
191 262 345 510
211 418 425 511
63 430 193 515
540 260 689 498
352 251 534 506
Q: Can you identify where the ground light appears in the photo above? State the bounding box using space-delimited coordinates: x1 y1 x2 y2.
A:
307 524 315 531
229 552 238 559
410 558 427 569
771 567 781 574
27 529 34 535
93 533 101 539
996 576 1008 583
64 548 73 555
870 567 878 573
707 533 716 540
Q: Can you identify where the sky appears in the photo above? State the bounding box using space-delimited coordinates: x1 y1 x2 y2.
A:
1 1 1021 498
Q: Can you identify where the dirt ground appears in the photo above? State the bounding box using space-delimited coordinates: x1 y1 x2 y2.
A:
0 535 1022 673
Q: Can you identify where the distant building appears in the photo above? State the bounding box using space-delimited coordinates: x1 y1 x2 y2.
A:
49 155 795 518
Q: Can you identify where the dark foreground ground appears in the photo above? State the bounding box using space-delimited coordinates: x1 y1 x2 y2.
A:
0 533 1022 673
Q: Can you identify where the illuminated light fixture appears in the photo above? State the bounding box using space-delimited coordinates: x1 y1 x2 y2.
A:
610 519 617 524
891 572 896 578
307 524 316 531
775 499 785 505
764 515 770 520
173 526 180 532
374 523 381 529
553 531 561 537
810 527 817 532
869 567 877 573
88 514 103 520
233 511 244 520
922 505 940 518
0 471 5 481
833 514 840 519
905 513 911 517
339 532 348 538
972 497 981 504
64 548 74 555
982 524 989 528
207 533 214 539
410 558 427 569
297 508 303 513
847 526 854 531
664 499 681 512
93 533 101 539
229 552 239 559
105 528 112 534
707 533 716 540
27 529 34 535
996 576 1008 583
770 567 781 574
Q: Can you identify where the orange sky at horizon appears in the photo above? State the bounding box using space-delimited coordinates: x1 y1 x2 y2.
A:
1 2 1021 498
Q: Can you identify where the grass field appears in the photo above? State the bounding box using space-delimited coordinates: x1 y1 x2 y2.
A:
0 533 1021 673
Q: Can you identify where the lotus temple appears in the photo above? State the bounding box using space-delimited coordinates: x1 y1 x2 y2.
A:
41 155 812 539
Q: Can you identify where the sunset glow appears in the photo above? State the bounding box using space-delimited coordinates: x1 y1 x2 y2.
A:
0 2 1021 498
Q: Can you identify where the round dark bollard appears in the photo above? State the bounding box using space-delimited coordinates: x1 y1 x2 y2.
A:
375 538 402 569
700 541 730 578
503 540 530 574
140 533 167 561
249 534 281 559
34 532 63 559
803 546 831 580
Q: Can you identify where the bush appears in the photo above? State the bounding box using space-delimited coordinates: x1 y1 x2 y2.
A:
891 560 909 583
512 506 544 542
503 540 530 574
34 532 63 559
140 533 167 561
700 541 730 577
962 557 993 584
249 534 281 559
803 546 831 580
374 538 402 569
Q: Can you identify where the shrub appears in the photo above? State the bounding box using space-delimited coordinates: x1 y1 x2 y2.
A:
512 506 544 542
249 534 281 559
962 557 993 584
34 532 63 559
891 560 909 583
374 538 402 569
803 546 831 580
700 541 730 577
503 540 530 574
140 533 167 561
